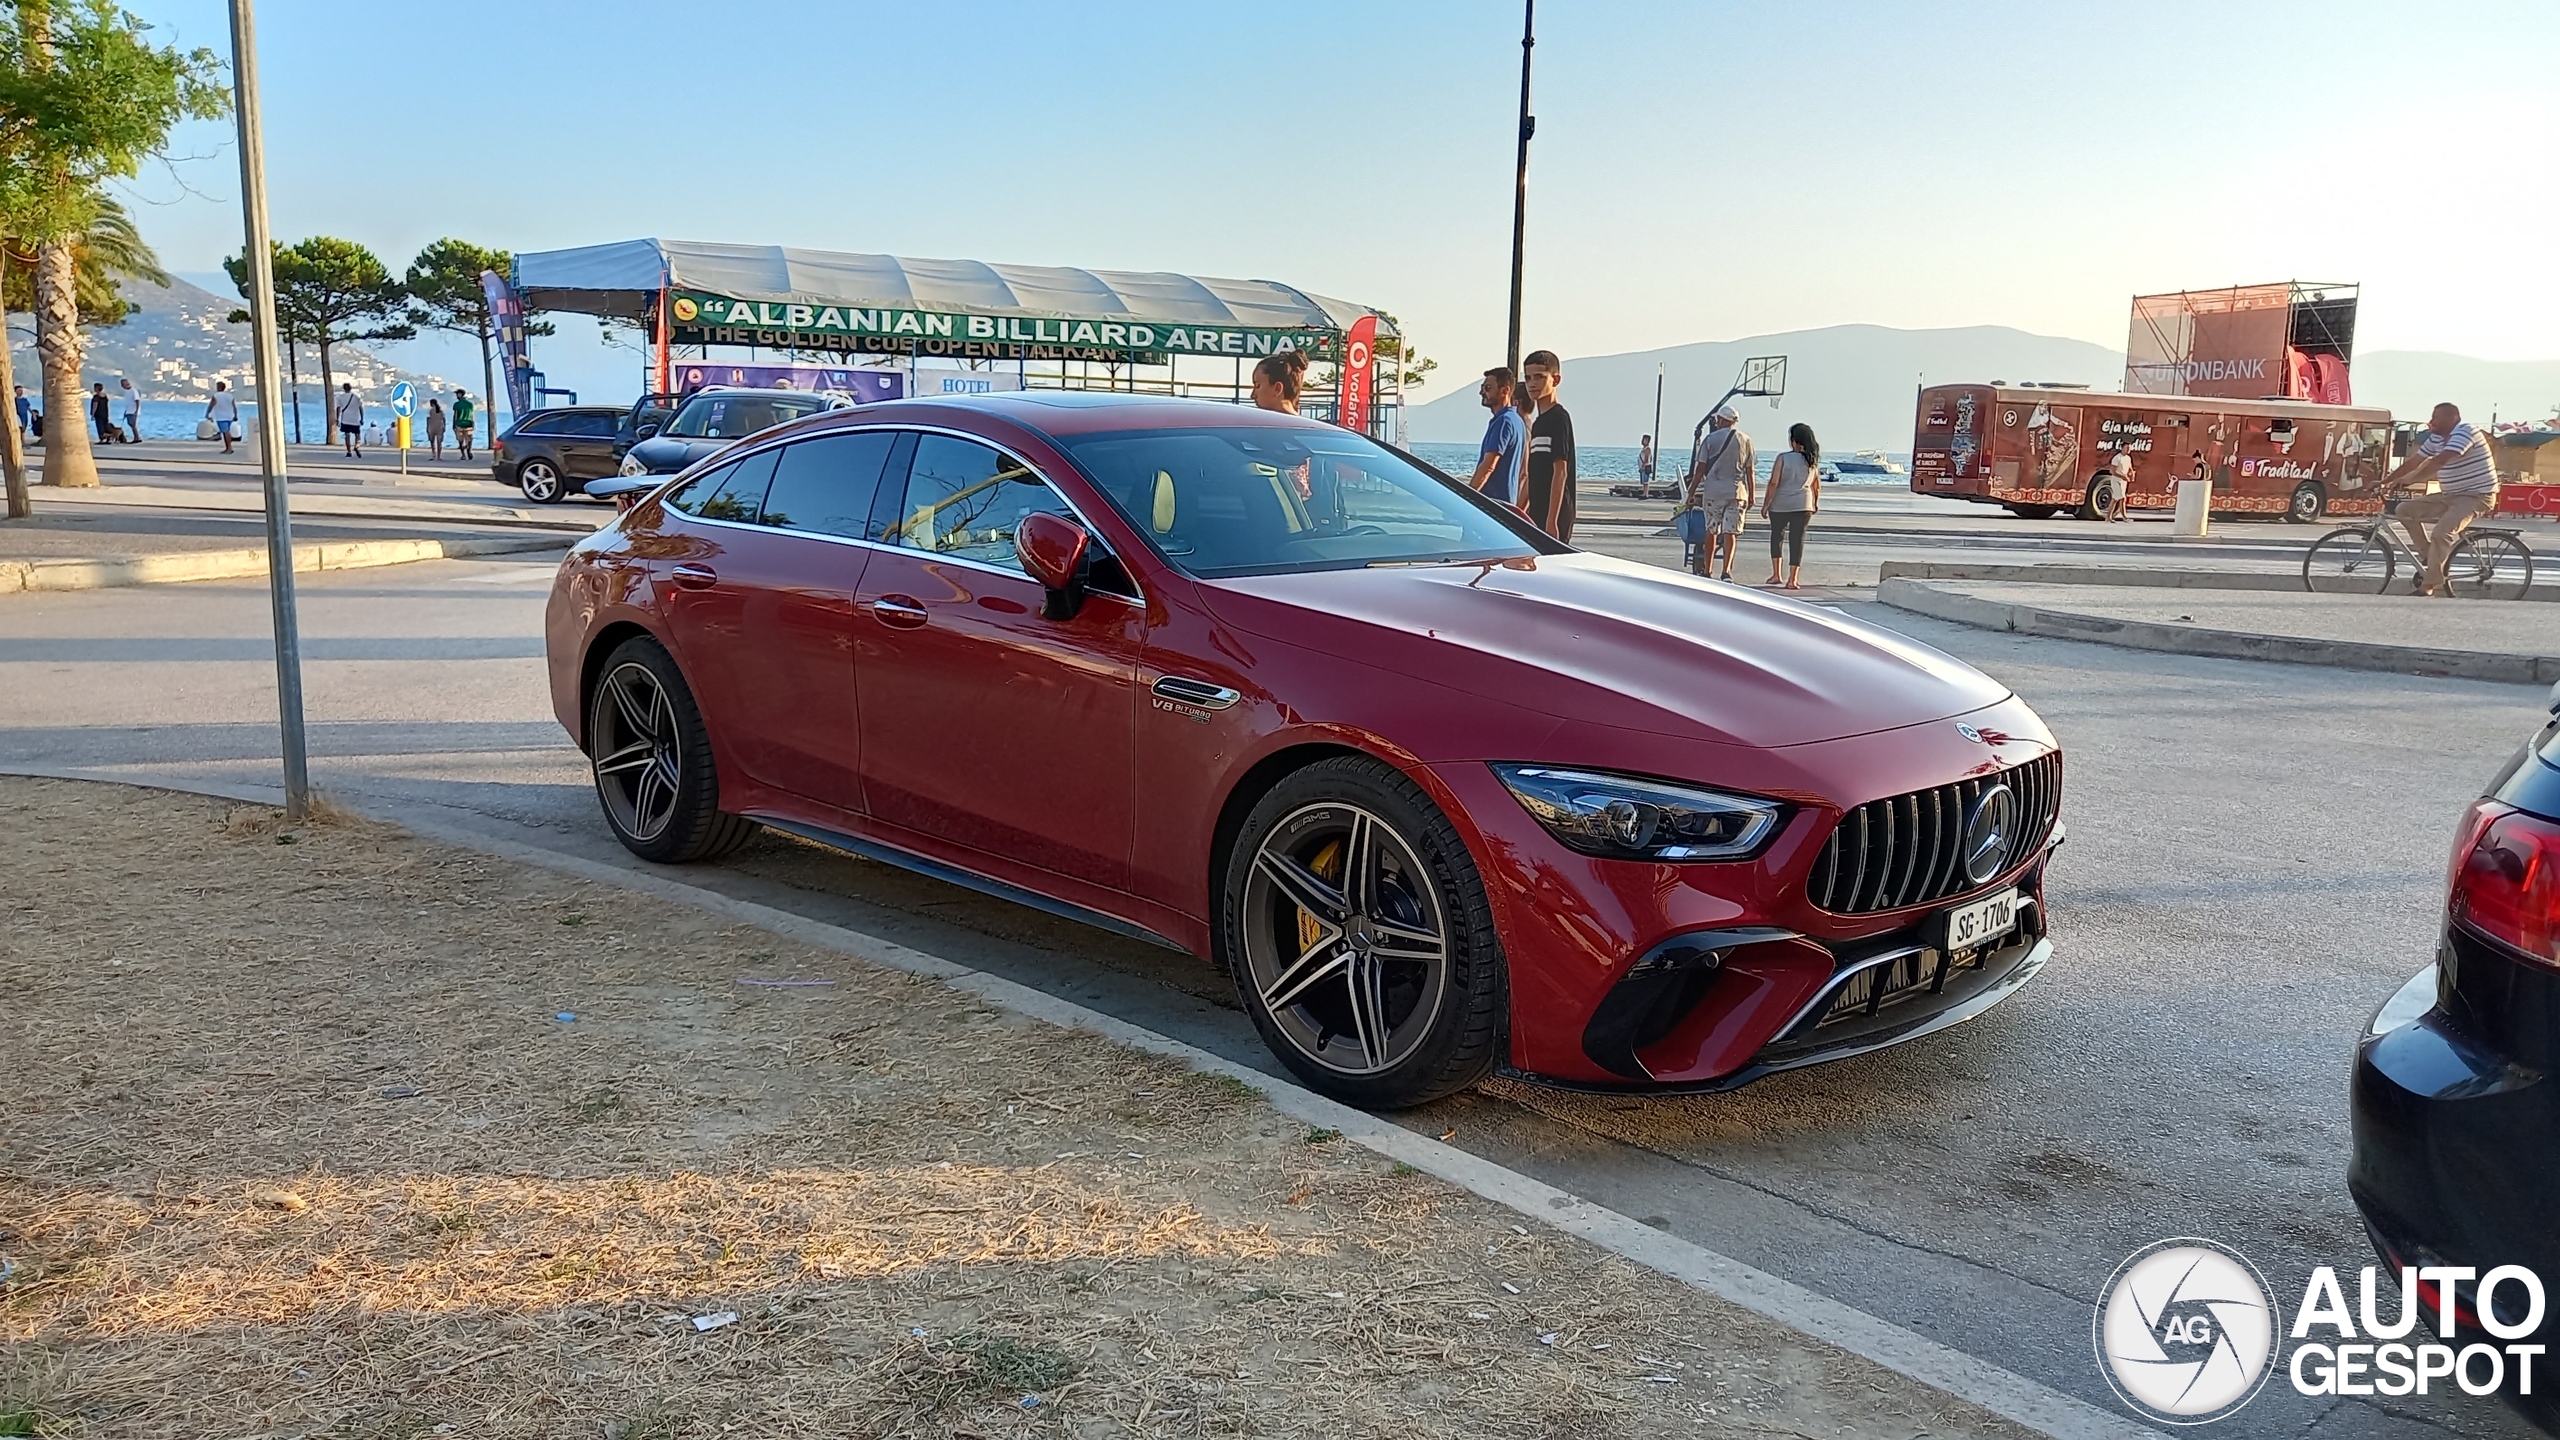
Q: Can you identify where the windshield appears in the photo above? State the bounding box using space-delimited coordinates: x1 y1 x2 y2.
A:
1057 426 1542 577
664 393 830 440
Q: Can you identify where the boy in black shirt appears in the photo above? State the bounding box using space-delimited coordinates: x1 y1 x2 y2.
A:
1521 349 1576 541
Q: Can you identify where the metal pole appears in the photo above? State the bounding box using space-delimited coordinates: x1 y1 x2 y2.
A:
1504 0 1535 376
226 0 311 820
1651 363 1664 489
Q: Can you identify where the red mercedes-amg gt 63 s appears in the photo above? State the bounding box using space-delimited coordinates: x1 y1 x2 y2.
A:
546 393 2062 1107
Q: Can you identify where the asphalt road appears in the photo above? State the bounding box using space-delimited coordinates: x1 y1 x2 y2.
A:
3 494 2550 1438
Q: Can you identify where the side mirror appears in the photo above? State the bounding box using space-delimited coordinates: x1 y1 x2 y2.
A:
2548 679 2560 717
635 421 661 439
1015 511 1090 620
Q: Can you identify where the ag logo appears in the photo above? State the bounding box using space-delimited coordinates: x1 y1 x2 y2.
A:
671 296 699 323
2095 1239 2280 1423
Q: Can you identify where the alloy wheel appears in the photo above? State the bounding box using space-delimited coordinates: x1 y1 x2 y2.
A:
521 460 562 502
1240 803 1451 1076
591 661 683 841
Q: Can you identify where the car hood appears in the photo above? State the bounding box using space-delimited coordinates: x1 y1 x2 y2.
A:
629 435 734 473
1198 551 2010 750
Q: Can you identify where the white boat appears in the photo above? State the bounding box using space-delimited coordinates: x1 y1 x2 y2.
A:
1833 450 1906 478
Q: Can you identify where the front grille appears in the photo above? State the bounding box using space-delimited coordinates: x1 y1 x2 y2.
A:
1814 944 1989 1030
1806 751 2060 915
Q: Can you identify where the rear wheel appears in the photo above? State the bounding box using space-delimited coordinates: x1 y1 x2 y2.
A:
1219 756 1504 1109
2004 504 2061 520
2287 482 2326 524
2303 527 2394 594
2076 475 2108 521
519 458 565 503
2447 532 2534 601
586 635 755 863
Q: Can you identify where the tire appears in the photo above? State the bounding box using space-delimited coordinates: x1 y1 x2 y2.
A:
2302 527 2394 594
2287 482 2326 524
518 457 565 503
2446 532 2535 601
585 635 756 863
2076 475 2108 521
2004 504 2061 520
1218 755 1504 1109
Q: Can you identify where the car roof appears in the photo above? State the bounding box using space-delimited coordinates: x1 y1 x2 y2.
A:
828 392 1325 438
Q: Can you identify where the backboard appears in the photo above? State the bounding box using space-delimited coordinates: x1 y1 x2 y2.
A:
1735 355 1786 398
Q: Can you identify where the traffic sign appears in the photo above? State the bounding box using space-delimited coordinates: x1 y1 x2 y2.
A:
389 381 415 418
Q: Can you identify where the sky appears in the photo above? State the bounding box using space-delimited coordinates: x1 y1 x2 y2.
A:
114 0 2559 407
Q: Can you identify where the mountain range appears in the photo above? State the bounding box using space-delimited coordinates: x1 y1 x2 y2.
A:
1403 323 2560 452
6 273 456 407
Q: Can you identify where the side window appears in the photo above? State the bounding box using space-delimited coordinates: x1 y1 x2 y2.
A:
760 431 897 540
568 413 620 438
660 448 779 524
517 414 568 436
882 435 1074 574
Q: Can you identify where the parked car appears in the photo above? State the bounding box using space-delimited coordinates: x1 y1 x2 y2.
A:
616 387 854 479
2350 681 2560 1429
614 391 682 463
545 394 2062 1108
493 405 630 503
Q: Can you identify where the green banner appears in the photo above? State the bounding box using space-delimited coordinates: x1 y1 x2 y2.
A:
667 290 1338 361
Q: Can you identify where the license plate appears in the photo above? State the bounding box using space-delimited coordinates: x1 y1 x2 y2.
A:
1943 888 2018 951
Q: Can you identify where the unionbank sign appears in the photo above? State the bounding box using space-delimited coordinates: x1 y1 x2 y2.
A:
667 290 1338 364
2095 1238 2549 1424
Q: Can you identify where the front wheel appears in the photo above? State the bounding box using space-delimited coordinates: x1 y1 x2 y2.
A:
2287 482 2326 524
1218 756 1505 1109
518 458 565 503
2447 532 2534 601
2303 527 2394 594
586 636 756 863
2077 475 2108 521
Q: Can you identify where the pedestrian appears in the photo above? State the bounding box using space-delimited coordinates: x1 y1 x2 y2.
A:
117 377 141 443
2105 448 2133 522
1684 405 1755 580
89 382 113 443
1761 421 1822 590
1249 351 1305 416
452 388 476 461
1466 366 1527 506
333 382 364 457
425 397 446 460
1636 433 1655 492
1520 349 1577 541
2384 402 2501 598
205 379 240 455
2186 448 2208 489
12 384 28 441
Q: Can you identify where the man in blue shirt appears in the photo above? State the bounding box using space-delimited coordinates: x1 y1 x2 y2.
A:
1467 365 1526 505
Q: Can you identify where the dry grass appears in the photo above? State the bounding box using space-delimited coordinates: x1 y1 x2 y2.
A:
0 776 2028 1438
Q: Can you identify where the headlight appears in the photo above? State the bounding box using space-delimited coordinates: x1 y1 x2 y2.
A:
617 454 647 477
1492 765 1783 862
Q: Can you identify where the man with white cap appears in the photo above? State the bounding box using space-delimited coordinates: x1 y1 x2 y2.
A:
1684 405 1755 580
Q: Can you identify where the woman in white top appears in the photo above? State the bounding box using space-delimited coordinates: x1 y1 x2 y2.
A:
1760 422 1822 590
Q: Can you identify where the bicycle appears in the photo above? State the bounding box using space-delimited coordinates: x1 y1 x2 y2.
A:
2301 491 2535 599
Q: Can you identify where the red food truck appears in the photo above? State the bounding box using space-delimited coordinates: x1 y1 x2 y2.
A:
1909 383 2396 523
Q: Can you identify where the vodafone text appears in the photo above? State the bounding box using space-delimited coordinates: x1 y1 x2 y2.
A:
2290 1266 2545 1397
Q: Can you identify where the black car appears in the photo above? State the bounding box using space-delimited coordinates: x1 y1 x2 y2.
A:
615 387 853 479
614 391 682 462
494 405 630 503
2351 680 2560 1428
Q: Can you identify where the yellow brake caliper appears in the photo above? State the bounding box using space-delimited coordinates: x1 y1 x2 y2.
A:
1297 839 1343 957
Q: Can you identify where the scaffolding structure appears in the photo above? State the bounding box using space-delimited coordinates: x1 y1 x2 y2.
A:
2123 281 2359 400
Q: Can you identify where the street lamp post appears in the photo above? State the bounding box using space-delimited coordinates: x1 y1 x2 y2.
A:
225 0 312 820
1504 0 1535 377
1652 363 1665 489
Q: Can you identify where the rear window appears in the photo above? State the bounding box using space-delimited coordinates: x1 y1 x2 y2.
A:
662 448 780 524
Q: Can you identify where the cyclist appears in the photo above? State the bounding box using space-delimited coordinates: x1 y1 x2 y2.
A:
2383 402 2500 597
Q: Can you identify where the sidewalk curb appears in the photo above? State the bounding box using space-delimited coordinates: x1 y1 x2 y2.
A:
0 534 568 594
1878 560 2556 603
1878 576 2560 685
0 764 2163 1440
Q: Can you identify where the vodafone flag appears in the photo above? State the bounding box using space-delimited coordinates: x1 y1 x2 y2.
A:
1338 315 1378 437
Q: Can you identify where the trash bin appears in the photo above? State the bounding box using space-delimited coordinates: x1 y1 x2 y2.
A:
2173 478 2211 538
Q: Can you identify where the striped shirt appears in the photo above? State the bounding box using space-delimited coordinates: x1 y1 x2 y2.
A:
2418 421 2498 496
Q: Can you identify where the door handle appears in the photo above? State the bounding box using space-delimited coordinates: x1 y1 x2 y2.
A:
671 563 717 590
871 595 928 629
